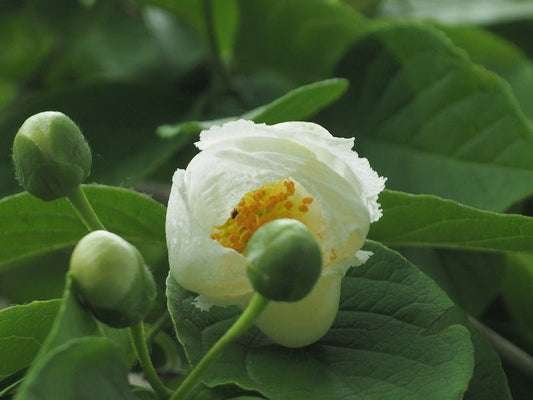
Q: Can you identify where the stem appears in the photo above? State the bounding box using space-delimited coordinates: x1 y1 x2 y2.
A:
170 293 270 400
67 185 106 231
146 313 171 342
130 323 173 399
469 316 533 380
202 0 232 92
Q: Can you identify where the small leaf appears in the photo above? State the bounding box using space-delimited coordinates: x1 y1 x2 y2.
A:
14 279 135 399
0 300 61 381
14 278 99 397
370 190 533 253
157 78 349 139
15 337 137 400
36 279 100 354
157 118 234 140
242 78 349 124
167 241 476 400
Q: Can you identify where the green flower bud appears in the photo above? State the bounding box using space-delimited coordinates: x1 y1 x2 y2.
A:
12 111 91 201
245 219 322 302
69 230 157 328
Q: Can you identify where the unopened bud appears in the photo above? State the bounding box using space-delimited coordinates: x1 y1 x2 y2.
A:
69 231 156 328
12 111 91 201
245 219 322 302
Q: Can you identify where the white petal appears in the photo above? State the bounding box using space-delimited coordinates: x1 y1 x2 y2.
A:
166 170 253 299
272 121 386 222
254 273 342 348
188 134 371 268
197 120 386 222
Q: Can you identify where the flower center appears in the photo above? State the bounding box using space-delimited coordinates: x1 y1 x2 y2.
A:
211 179 314 254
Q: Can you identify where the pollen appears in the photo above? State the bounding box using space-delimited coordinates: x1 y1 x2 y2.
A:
211 179 314 254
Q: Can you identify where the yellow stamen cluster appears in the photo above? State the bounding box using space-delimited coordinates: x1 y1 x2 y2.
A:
211 179 314 254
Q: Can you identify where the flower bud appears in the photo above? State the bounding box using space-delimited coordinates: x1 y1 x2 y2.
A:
245 219 322 302
69 230 157 328
12 111 91 201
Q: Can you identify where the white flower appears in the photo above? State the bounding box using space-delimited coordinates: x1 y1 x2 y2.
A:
166 120 385 347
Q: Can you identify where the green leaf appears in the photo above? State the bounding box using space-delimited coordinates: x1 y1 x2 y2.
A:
242 78 349 124
167 241 475 400
400 248 504 317
0 300 61 381
36 279 100 354
235 0 368 82
321 22 533 211
0 249 69 303
503 253 533 344
441 26 533 123
14 279 98 397
462 322 512 400
15 337 136 400
0 82 195 198
0 185 166 273
377 0 533 26
158 78 349 139
370 190 533 253
14 278 135 399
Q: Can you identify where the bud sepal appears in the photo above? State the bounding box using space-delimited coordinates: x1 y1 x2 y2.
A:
12 111 91 201
69 230 156 328
245 219 322 302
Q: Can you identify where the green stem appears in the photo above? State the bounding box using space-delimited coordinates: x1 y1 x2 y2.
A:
469 317 533 380
130 323 173 399
67 185 106 231
146 312 171 342
202 0 232 92
170 293 270 400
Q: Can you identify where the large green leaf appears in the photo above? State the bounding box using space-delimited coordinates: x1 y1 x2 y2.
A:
234 0 368 82
441 26 533 122
0 249 70 303
322 22 533 211
0 300 60 382
0 82 194 198
400 248 504 317
0 185 166 273
167 241 476 400
503 253 533 344
461 320 512 400
377 0 533 26
370 190 533 252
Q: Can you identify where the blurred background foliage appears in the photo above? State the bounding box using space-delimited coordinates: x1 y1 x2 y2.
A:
1 0 533 398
